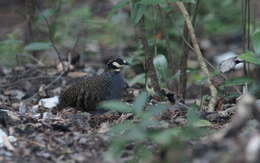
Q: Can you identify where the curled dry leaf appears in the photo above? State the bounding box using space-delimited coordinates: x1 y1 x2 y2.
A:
67 71 88 78
97 122 110 134
57 61 75 72
1 109 21 122
38 85 48 97
0 129 16 151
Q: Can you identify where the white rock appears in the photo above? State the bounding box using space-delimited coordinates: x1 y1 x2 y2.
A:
42 112 54 120
39 96 59 109
31 113 41 119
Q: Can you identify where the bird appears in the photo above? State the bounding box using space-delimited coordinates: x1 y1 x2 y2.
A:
58 57 129 111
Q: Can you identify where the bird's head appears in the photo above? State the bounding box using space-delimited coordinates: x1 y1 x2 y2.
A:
107 58 129 72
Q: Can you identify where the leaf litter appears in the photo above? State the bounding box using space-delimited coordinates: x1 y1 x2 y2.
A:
0 64 259 163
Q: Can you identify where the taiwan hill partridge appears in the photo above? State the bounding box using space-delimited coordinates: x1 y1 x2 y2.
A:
58 58 128 111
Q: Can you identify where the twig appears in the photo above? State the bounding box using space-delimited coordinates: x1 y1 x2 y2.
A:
71 36 80 55
0 76 56 88
35 0 64 70
179 3 192 100
177 42 242 95
181 33 194 51
23 72 65 101
209 93 256 141
158 6 176 74
223 93 255 138
66 35 81 65
179 1 200 99
43 72 65 91
175 2 218 112
191 0 200 25
16 53 44 66
204 58 242 95
138 18 161 95
17 137 45 148
24 0 36 57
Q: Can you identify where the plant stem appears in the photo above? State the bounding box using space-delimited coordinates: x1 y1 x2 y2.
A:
175 2 218 111
138 18 161 96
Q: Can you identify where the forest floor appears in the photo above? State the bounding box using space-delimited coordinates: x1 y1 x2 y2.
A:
0 63 259 163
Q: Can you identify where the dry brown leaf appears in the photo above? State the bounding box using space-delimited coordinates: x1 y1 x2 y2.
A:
67 72 88 78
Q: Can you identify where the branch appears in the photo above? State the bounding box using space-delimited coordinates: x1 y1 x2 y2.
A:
175 2 218 111
138 18 161 96
35 0 64 69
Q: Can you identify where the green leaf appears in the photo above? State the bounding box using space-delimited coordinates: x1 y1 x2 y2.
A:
186 106 211 127
127 126 147 141
153 54 169 87
186 106 200 126
104 138 127 161
0 39 23 66
135 144 153 161
109 0 130 15
168 0 196 3
152 128 182 145
35 8 58 22
0 39 22 45
99 100 132 112
253 30 260 55
133 92 148 115
24 42 51 51
221 77 254 88
239 51 260 65
140 0 165 5
40 9 56 19
131 3 146 24
192 119 212 127
109 120 134 136
49 23 57 40
141 104 167 119
127 73 145 87
153 55 168 74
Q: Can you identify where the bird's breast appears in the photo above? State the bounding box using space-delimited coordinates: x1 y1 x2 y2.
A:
106 74 124 100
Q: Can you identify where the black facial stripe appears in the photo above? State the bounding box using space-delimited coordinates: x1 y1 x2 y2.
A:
115 58 124 64
107 58 127 70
